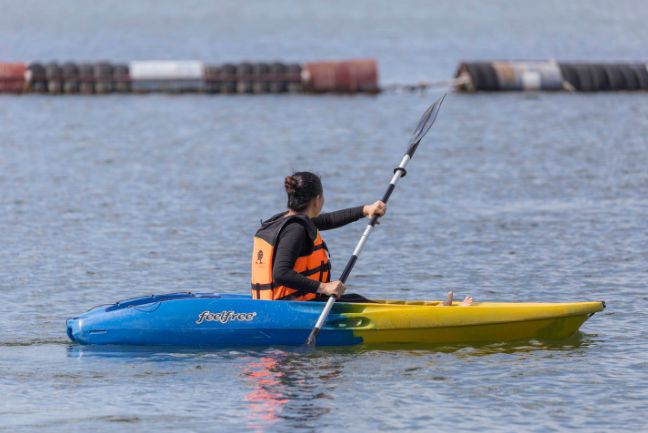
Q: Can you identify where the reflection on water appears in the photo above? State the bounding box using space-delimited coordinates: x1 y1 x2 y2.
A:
65 345 347 432
243 356 290 429
241 350 343 433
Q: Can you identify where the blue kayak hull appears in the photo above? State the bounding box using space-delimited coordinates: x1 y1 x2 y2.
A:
67 293 362 347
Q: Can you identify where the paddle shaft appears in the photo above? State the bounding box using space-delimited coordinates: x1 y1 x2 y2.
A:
305 155 412 346
304 95 445 347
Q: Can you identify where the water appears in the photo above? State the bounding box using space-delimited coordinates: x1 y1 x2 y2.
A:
1 1 648 432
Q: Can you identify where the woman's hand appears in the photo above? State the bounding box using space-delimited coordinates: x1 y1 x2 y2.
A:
363 201 387 218
317 280 346 298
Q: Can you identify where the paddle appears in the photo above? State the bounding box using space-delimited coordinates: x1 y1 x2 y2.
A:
305 94 447 347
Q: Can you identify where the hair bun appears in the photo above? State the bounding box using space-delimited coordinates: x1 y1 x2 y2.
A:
284 175 299 194
284 171 322 212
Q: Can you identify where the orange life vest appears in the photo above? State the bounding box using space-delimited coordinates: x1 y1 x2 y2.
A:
251 213 331 301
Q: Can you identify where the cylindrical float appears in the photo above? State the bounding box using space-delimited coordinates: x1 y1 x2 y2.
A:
78 64 95 94
129 61 204 93
454 62 498 91
221 63 237 94
204 65 221 93
302 59 378 93
113 64 130 93
236 62 254 94
46 62 62 94
26 63 47 93
62 62 79 94
455 60 648 92
0 62 26 93
268 62 287 93
94 62 114 94
286 63 303 93
252 62 270 94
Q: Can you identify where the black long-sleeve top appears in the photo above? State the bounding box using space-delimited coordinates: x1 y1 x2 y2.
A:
272 206 365 292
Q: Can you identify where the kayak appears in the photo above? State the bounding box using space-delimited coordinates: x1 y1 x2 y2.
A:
66 292 604 347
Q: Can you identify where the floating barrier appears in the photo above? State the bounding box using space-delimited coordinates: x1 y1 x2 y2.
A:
8 59 646 94
455 61 648 92
0 59 377 95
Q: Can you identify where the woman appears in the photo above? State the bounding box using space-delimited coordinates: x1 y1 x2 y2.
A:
250 171 475 306
251 171 385 302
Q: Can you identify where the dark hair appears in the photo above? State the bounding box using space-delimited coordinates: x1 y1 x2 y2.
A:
284 171 323 211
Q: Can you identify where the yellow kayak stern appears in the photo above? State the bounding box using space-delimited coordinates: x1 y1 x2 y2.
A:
329 300 605 345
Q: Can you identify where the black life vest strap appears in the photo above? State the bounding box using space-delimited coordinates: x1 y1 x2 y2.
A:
251 282 274 291
299 261 331 277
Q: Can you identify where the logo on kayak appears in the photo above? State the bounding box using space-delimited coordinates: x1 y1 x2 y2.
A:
256 250 264 264
195 310 257 325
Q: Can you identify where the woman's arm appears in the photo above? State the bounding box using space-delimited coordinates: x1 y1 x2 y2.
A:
272 223 321 293
312 201 387 230
312 206 364 230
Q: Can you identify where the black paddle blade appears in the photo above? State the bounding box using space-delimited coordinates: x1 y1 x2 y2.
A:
407 94 446 156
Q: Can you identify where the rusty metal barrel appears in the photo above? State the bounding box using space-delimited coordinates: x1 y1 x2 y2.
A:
0 62 26 93
302 59 378 93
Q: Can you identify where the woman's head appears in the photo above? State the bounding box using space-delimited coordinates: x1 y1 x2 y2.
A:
284 171 324 214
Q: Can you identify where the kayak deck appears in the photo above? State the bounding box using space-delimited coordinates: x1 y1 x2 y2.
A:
66 293 605 347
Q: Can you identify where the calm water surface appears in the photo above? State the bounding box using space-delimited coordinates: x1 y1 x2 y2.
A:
1 1 648 432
